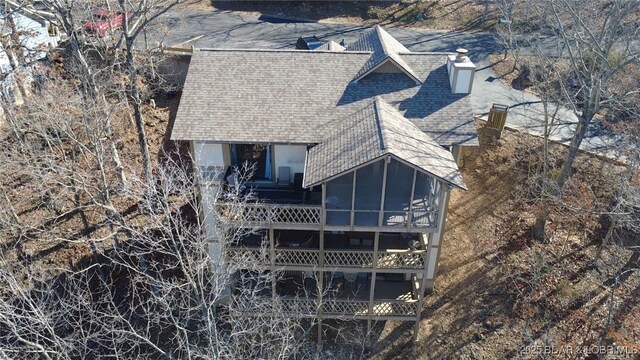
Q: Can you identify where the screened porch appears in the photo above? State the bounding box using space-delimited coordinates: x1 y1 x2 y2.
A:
324 158 443 229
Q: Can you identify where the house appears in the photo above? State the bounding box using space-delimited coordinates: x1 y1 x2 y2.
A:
0 2 60 104
171 26 477 341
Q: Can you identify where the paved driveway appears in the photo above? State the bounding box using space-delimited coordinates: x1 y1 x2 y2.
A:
153 9 622 159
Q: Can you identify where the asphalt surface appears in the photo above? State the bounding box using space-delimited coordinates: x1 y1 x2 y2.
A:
151 9 622 160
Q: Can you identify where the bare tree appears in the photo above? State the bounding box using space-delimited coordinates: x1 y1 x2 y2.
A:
0 152 326 358
503 0 640 240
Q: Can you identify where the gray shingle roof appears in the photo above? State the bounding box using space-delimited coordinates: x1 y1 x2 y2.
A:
171 49 370 144
304 97 466 190
171 26 478 147
346 26 420 83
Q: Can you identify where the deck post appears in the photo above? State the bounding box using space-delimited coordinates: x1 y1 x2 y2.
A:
367 231 380 335
317 319 323 354
269 227 276 303
407 169 417 229
424 184 451 292
368 159 388 335
378 157 389 227
413 261 430 342
350 170 357 230
317 183 327 349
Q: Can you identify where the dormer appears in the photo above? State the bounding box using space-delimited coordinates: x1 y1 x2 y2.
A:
347 26 421 84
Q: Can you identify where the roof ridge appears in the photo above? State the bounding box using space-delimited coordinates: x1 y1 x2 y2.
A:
373 97 386 151
374 26 391 57
375 97 400 155
196 48 372 55
349 26 420 84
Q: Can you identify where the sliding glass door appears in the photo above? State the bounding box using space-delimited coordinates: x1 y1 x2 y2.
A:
230 144 273 181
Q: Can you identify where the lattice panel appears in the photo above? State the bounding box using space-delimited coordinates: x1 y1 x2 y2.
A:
215 203 269 225
324 251 373 268
377 252 425 269
242 204 271 223
217 203 321 226
372 301 417 317
279 298 318 315
272 206 321 224
274 250 319 266
226 248 268 267
231 296 273 313
323 300 369 316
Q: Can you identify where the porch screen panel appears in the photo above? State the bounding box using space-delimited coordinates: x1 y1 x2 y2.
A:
326 172 353 226
383 159 414 226
412 172 435 226
354 160 384 226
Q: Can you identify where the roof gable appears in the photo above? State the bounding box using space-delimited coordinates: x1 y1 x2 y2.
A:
346 26 420 84
304 97 466 190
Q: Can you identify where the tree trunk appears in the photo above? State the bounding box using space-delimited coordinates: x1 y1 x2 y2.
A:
555 115 591 192
533 205 548 242
534 113 591 239
125 39 154 190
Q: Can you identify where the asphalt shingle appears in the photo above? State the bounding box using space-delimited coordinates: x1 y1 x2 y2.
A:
346 26 420 83
171 27 478 147
304 97 466 190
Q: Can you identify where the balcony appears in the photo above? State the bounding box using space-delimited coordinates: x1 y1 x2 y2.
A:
227 232 426 271
232 276 419 320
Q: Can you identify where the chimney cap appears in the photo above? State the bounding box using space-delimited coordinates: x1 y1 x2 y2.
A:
455 48 470 63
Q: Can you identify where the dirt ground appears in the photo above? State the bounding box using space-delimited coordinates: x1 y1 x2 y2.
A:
365 124 639 359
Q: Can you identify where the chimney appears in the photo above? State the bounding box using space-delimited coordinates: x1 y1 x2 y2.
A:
446 48 476 94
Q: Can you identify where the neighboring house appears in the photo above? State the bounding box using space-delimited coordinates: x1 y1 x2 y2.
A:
0 2 60 104
171 26 477 341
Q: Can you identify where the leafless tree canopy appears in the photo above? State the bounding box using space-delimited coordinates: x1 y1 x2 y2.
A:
0 1 335 358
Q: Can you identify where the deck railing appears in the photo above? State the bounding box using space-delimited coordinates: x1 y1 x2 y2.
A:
218 203 436 229
235 297 418 318
227 247 425 270
324 250 374 268
323 299 370 316
377 250 425 269
218 203 322 226
274 249 319 267
372 300 418 316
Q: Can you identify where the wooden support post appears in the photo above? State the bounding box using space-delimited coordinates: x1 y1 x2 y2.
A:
269 227 276 302
367 232 380 335
350 170 357 230
408 169 417 229
317 318 323 354
378 158 389 227
317 183 327 350
413 264 430 342
424 184 451 293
